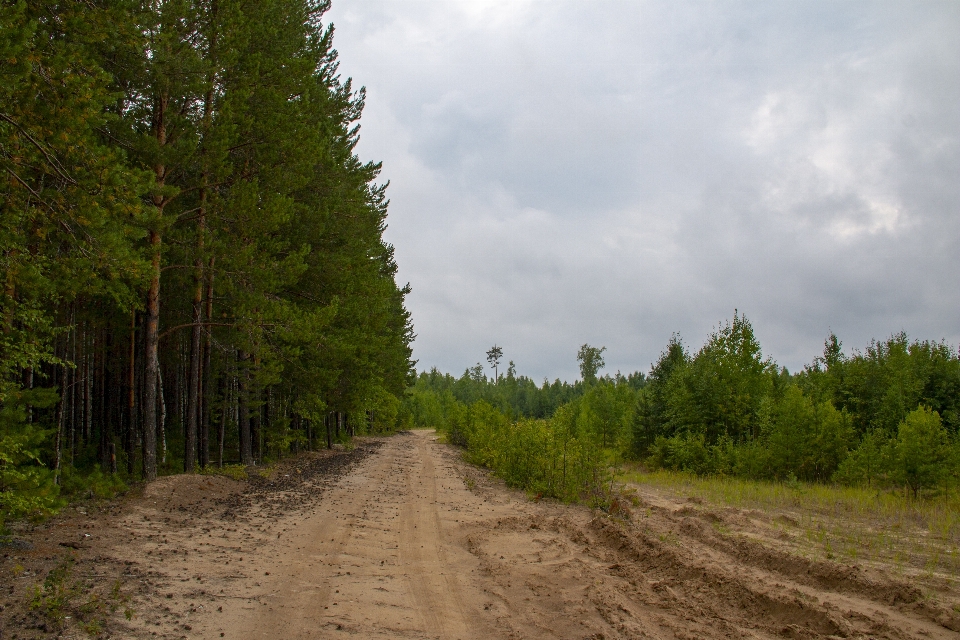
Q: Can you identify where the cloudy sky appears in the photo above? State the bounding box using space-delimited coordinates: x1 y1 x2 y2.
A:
325 0 960 382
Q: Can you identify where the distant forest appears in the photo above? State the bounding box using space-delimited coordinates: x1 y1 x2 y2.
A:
408 315 960 500
1 0 414 523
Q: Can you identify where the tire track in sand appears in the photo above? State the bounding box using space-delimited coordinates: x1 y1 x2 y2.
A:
399 433 469 637
196 431 482 639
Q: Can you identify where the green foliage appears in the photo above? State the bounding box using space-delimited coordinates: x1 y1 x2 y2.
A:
758 386 853 481
406 345 646 504
431 394 617 504
199 464 248 481
800 332 960 435
631 334 687 457
30 555 130 633
417 314 960 507
580 380 633 449
405 347 641 425
58 467 127 502
632 315 960 500
0 0 414 501
367 389 402 434
30 556 80 629
889 407 952 496
577 344 606 385
0 388 61 525
675 311 775 442
647 432 716 476
834 429 890 487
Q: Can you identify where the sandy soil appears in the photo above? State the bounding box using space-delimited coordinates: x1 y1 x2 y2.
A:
3 430 959 639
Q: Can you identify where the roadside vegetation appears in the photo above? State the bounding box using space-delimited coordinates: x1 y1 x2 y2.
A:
625 467 960 576
405 314 960 525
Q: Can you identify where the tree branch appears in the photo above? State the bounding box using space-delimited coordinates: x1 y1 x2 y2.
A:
0 113 77 186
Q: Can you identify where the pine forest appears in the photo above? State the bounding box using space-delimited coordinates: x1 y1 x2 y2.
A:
1 0 415 520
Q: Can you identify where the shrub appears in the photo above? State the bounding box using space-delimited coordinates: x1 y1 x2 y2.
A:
890 406 951 497
436 395 615 504
834 429 890 487
648 432 713 475
760 387 853 481
834 406 956 496
0 388 62 526
59 467 127 501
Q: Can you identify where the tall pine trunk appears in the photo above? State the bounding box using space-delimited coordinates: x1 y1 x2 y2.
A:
143 83 169 482
187 73 216 473
142 229 161 481
185 264 202 472
238 351 252 465
200 258 215 468
127 306 136 475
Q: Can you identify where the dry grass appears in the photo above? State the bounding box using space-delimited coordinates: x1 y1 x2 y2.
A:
618 465 960 580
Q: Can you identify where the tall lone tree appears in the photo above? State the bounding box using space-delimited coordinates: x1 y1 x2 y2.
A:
577 344 606 385
486 345 503 384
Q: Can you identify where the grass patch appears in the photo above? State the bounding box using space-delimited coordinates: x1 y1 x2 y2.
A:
199 464 248 481
29 555 131 635
620 465 960 578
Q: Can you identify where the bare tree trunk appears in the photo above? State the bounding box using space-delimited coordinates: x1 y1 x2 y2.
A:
85 331 93 443
188 64 216 473
185 288 200 472
69 310 76 464
142 229 161 481
200 257 215 468
98 329 107 470
54 358 65 485
143 84 169 482
218 372 228 468
24 366 32 423
157 352 167 467
251 387 261 463
238 351 252 465
127 306 136 475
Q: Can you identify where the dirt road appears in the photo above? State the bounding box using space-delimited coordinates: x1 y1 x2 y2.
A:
4 430 960 639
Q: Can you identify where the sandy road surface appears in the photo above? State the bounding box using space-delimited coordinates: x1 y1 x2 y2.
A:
198 429 487 639
4 430 960 639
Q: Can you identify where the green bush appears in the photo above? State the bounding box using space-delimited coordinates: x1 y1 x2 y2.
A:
434 395 615 504
833 429 889 487
648 432 712 475
834 406 957 496
199 464 248 481
0 389 62 526
890 406 952 497
59 467 127 501
760 386 853 481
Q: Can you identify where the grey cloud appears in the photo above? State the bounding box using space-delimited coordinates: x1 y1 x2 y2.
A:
328 0 960 381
